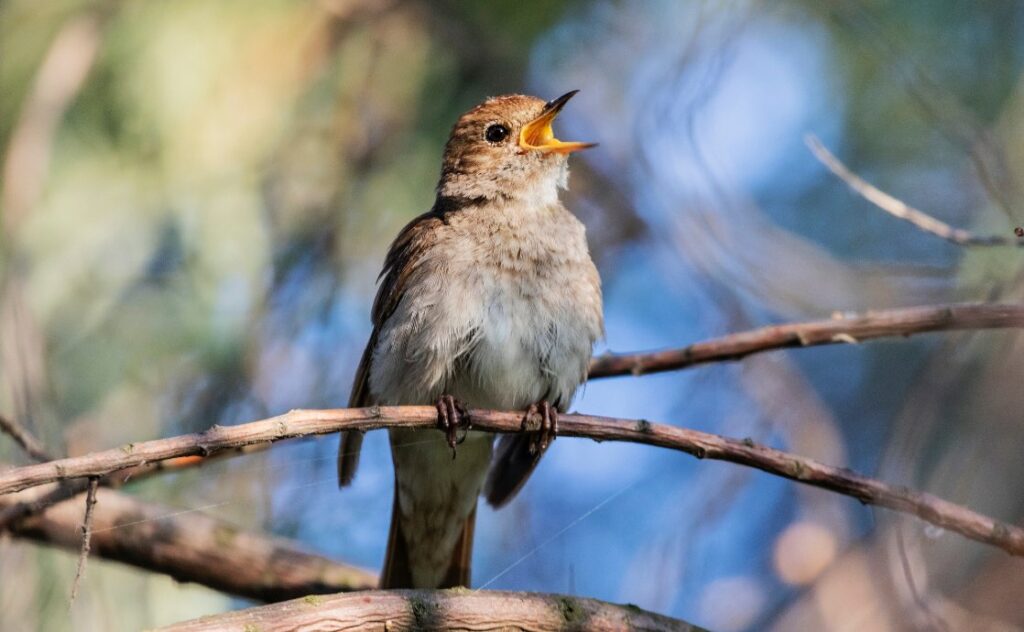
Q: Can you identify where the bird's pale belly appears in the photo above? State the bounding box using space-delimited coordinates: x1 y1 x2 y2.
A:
449 278 590 411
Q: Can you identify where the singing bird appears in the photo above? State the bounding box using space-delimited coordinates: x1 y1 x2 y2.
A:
338 91 603 589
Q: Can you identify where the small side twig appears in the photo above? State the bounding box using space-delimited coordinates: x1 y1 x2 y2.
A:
68 476 98 606
805 134 1024 247
0 413 52 462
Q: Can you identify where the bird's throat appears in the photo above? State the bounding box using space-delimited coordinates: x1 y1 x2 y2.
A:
437 160 567 208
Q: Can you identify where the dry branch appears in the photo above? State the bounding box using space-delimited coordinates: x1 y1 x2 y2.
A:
806 135 1024 247
68 476 98 605
158 589 703 632
0 445 267 531
8 302 1019 526
0 413 53 462
1 406 1022 559
5 487 377 601
588 302 1024 378
2 301 1021 603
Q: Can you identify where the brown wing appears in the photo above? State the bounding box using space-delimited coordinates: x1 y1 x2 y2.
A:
336 335 374 486
337 209 447 487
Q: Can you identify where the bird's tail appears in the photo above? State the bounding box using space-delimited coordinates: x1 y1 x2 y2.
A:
380 484 476 589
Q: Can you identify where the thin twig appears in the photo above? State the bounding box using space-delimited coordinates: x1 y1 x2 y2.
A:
0 413 53 462
68 476 98 606
589 302 1024 378
0 407 1022 559
805 135 1024 247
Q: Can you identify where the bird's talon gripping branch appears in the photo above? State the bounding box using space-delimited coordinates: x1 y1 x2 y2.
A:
436 394 470 459
522 400 558 455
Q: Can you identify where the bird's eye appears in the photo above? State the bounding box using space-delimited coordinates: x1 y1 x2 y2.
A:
484 124 510 143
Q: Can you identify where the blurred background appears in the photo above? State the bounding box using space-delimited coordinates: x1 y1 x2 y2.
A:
1 0 1023 630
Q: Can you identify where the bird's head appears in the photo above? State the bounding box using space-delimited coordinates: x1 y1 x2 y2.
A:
436 91 595 205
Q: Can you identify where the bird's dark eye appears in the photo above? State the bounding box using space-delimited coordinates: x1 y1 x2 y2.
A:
485 124 510 143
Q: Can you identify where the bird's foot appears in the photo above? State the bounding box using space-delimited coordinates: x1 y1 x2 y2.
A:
436 394 470 459
521 400 558 455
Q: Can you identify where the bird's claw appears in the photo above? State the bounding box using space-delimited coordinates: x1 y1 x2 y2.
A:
522 400 558 455
436 394 470 459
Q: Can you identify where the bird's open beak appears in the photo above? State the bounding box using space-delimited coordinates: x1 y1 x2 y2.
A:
518 90 596 154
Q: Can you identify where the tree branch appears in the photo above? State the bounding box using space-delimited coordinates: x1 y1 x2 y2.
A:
0 412 53 462
5 486 377 601
8 302 1018 526
0 446 267 531
2 302 1021 602
1 406 1022 558
806 135 1024 247
588 302 1024 378
158 589 704 632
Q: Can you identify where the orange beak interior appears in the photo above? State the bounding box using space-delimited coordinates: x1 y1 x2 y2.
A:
518 90 596 154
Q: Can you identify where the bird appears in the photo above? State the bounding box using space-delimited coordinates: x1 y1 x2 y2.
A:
337 91 603 589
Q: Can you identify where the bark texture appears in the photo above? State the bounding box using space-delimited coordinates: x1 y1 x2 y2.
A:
159 589 706 632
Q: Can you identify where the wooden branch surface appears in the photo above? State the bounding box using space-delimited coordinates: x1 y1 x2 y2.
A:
5 487 377 601
158 589 705 632
588 302 1024 378
1 406 1022 559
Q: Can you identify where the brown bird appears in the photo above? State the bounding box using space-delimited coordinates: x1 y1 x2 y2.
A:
338 91 603 589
